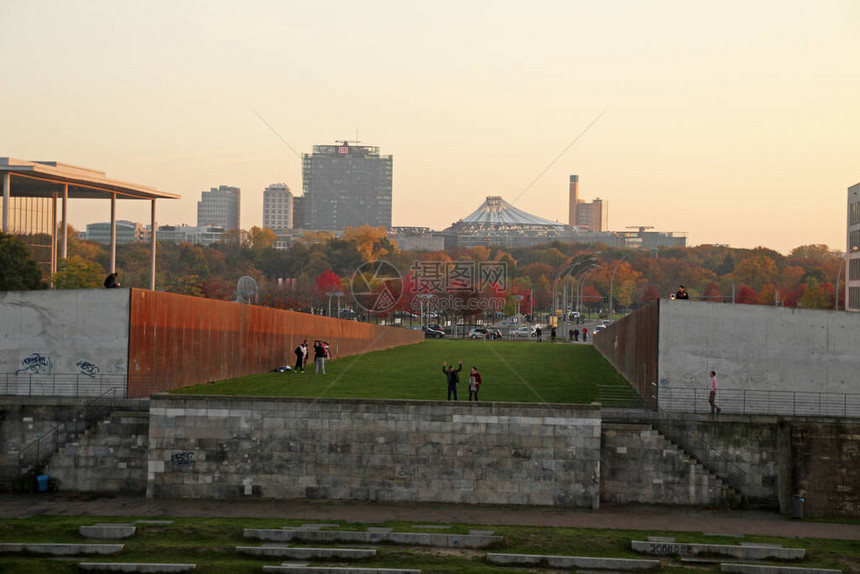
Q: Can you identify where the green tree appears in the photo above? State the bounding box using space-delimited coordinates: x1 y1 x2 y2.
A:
0 232 46 290
733 255 779 290
52 255 104 289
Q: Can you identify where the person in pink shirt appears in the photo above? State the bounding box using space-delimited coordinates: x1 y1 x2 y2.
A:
709 370 722 414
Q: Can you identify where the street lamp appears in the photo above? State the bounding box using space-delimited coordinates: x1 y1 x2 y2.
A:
513 294 524 318
609 254 631 316
835 246 860 310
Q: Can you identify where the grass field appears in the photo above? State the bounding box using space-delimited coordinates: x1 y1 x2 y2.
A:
0 515 856 574
175 339 640 405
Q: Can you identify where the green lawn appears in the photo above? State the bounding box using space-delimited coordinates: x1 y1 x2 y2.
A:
175 339 640 405
0 515 855 574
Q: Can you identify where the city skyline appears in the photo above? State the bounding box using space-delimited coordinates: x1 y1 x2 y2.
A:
1 0 858 253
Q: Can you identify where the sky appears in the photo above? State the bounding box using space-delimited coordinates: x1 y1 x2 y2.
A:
1 0 858 254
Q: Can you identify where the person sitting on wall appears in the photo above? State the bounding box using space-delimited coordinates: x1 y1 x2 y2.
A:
104 272 120 288
674 285 689 300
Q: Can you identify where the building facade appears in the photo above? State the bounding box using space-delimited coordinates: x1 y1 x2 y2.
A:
302 142 392 230
568 175 608 231
262 183 293 231
84 220 146 244
848 182 860 311
197 185 240 231
151 224 226 247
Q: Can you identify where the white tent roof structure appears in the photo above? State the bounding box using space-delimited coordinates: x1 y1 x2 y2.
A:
456 196 566 228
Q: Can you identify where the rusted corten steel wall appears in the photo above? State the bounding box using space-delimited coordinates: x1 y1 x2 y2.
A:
127 289 423 398
593 300 659 409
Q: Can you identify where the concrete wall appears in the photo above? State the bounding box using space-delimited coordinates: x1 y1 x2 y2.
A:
0 289 130 391
0 397 147 486
657 301 860 415
46 408 150 493
0 288 423 398
789 421 860 518
3 397 856 516
601 423 730 506
127 290 424 398
146 396 602 507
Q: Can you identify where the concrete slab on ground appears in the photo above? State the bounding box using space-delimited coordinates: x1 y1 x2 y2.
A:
631 540 805 560
80 523 136 539
79 563 196 573
486 552 660 570
237 545 376 559
720 564 842 574
245 528 503 548
0 543 123 555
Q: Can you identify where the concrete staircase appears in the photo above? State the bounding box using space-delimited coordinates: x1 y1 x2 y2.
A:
45 410 149 493
601 424 738 506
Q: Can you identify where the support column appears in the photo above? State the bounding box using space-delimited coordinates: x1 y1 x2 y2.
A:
110 194 117 273
61 184 68 259
1 172 9 232
150 199 157 290
51 192 58 278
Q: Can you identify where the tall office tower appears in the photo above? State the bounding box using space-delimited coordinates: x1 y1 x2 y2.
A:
262 183 293 230
197 185 240 231
569 175 609 231
587 198 609 232
848 182 860 311
292 196 304 229
568 175 579 227
302 141 393 230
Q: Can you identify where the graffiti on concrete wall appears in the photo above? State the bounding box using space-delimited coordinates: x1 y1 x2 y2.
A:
76 361 101 379
170 451 195 465
16 353 53 375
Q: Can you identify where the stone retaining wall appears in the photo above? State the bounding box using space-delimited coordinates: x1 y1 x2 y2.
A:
145 396 602 507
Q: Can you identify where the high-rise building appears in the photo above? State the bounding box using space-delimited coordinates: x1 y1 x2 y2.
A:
847 182 860 311
568 175 579 227
302 141 392 230
262 183 293 231
197 185 240 231
569 175 608 231
292 196 304 229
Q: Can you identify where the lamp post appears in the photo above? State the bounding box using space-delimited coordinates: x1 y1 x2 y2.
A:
835 246 860 310
513 294 524 317
325 292 335 317
609 254 631 316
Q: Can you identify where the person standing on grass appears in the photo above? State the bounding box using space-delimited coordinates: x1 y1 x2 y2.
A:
313 340 327 375
709 370 722 414
293 340 306 373
442 360 462 401
468 366 482 402
551 326 557 343
535 326 542 342
582 327 588 342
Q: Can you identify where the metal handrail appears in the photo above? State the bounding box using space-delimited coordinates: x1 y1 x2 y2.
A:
658 387 860 418
17 388 117 476
1 372 128 398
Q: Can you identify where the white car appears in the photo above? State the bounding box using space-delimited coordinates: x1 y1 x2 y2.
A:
510 326 532 337
594 324 607 334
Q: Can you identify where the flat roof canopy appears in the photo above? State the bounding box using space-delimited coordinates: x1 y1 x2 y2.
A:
1 157 178 290
0 157 179 200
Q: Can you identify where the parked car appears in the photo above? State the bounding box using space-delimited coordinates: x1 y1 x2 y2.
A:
510 326 532 337
602 320 612 326
423 326 445 339
468 327 489 339
426 323 444 333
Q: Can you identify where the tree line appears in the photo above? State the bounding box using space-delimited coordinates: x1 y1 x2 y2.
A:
0 227 847 316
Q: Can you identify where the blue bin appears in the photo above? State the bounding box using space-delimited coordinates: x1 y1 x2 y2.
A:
36 475 49 492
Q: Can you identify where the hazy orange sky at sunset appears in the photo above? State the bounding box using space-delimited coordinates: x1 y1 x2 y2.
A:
2 0 858 253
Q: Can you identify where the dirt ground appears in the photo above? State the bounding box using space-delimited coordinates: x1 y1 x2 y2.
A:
2 493 857 541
